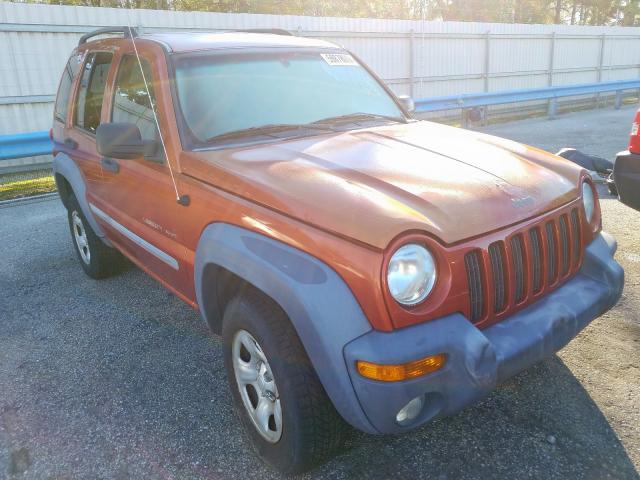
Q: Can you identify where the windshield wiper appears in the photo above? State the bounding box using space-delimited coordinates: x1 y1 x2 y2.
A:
309 112 406 126
206 123 335 143
204 113 400 144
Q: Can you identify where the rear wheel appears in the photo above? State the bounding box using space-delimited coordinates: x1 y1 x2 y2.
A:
67 194 124 279
222 289 348 474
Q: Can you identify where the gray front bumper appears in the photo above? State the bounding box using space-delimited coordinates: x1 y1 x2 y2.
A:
343 232 624 434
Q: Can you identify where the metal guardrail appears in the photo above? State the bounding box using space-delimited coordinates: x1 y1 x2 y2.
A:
415 79 640 124
1 79 639 163
0 131 52 161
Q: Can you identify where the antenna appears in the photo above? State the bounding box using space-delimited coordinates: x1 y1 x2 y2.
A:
124 21 189 206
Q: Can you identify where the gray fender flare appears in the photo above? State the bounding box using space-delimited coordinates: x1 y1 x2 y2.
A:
194 223 377 433
52 152 111 246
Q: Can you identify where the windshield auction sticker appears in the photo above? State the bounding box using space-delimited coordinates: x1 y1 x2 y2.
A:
320 53 358 66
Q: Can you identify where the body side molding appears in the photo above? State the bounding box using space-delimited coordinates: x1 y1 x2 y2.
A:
89 203 179 270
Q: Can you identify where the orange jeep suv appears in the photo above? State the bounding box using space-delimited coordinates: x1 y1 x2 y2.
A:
52 27 624 473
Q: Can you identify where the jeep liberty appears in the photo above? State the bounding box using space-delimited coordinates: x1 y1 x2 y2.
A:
52 27 624 473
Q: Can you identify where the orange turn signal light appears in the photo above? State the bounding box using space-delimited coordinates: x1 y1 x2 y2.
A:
356 353 447 382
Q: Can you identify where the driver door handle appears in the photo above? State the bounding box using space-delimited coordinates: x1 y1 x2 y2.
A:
101 157 120 174
63 137 78 149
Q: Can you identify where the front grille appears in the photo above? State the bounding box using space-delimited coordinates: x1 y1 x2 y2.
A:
545 222 558 283
571 209 581 266
559 215 570 276
529 228 543 294
510 235 526 303
488 242 507 312
465 251 484 322
464 207 584 326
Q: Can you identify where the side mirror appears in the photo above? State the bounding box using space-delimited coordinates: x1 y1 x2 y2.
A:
96 123 157 160
397 95 415 114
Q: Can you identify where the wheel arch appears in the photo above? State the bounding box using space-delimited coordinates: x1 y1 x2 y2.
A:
54 172 73 209
52 152 111 246
194 222 377 434
200 262 253 335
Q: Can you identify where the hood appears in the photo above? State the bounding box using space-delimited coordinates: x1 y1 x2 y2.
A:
181 121 583 249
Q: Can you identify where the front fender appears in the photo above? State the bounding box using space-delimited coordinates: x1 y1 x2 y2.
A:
194 223 377 433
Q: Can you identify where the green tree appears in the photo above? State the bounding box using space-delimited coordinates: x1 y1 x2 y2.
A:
12 0 640 25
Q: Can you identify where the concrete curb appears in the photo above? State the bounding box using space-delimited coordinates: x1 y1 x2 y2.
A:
0 192 58 209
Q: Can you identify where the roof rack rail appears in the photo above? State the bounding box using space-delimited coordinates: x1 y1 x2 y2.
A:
238 28 293 36
78 26 138 46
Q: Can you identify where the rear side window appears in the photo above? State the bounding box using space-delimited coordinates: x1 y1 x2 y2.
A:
112 55 159 142
74 52 113 134
54 54 82 122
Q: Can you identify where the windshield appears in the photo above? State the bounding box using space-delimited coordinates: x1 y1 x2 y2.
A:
172 50 405 148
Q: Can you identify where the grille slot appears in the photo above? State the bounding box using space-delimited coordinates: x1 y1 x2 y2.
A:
545 222 558 283
488 242 507 312
510 235 526 303
571 209 581 266
464 251 484 322
529 228 543 294
559 215 570 276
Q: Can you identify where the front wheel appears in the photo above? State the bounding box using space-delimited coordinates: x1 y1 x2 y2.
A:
222 289 348 474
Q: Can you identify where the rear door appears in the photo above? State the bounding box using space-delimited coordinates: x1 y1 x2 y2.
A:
65 51 114 190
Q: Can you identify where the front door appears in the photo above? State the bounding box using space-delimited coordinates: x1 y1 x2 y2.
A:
88 51 192 301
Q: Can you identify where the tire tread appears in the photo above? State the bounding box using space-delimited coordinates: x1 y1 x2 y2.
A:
67 194 124 279
223 288 348 473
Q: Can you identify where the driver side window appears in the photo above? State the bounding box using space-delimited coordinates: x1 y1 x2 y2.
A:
111 55 159 143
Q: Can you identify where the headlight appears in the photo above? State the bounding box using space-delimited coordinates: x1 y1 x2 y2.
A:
582 181 595 222
387 244 437 306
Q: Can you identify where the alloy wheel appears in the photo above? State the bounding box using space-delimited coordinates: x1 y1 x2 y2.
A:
232 329 283 443
72 210 90 265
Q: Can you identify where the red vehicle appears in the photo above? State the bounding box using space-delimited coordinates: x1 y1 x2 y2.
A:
614 108 640 210
52 27 624 473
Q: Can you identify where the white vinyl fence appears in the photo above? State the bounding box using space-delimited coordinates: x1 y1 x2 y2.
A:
1 1 640 169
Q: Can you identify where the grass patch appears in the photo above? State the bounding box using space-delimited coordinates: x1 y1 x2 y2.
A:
0 170 57 201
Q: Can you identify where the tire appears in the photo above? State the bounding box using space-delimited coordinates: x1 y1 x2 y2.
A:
222 288 348 474
67 194 124 279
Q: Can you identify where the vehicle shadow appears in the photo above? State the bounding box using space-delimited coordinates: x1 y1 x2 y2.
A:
317 356 638 480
